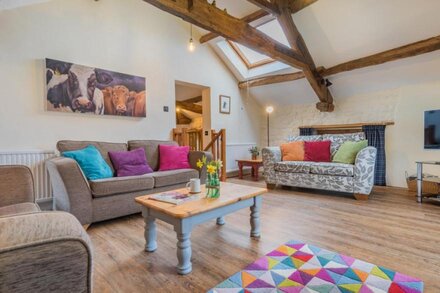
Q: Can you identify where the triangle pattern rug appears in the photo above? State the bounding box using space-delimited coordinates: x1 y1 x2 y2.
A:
208 240 423 293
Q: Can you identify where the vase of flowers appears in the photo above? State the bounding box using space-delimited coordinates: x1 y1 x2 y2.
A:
197 156 222 198
249 146 260 160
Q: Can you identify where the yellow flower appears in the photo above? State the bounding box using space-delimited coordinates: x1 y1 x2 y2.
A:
196 159 204 169
207 165 217 175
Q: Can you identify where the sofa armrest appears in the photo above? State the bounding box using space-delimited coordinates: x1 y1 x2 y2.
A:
46 157 93 225
354 147 377 195
189 151 213 183
0 212 93 292
262 147 282 184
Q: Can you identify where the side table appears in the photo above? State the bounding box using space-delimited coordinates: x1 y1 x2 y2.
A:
236 159 263 181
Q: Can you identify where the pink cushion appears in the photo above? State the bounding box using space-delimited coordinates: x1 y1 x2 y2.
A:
304 141 331 162
158 145 191 171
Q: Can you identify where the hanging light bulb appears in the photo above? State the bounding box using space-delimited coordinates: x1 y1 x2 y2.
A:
188 24 195 52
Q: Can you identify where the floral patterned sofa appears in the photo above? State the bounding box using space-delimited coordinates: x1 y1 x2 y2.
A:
262 133 377 200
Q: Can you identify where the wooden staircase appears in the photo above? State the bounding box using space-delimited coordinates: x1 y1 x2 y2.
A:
172 128 226 181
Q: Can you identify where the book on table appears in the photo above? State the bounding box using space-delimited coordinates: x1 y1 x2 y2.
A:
149 191 200 205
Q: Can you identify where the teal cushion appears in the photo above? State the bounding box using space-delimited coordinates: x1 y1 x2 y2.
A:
63 145 113 180
332 140 368 164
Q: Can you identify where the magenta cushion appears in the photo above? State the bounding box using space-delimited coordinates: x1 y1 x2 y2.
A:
108 147 153 177
304 141 331 162
158 145 191 171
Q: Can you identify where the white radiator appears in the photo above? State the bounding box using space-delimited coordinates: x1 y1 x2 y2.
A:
226 143 257 172
0 150 57 200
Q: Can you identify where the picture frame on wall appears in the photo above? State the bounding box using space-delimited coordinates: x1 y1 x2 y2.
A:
219 95 231 114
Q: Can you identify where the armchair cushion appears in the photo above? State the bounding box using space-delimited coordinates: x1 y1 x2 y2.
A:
0 165 35 207
89 174 155 197
0 203 40 217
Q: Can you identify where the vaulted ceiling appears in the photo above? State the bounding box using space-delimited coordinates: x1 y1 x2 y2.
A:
198 0 440 107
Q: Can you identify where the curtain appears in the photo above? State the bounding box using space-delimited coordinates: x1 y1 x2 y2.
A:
299 128 314 136
362 125 386 186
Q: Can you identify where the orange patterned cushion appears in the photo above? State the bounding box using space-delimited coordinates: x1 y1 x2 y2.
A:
281 141 305 161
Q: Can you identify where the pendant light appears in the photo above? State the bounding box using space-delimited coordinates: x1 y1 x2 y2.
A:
188 24 195 52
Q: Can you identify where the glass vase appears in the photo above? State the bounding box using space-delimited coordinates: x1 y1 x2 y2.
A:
206 172 220 198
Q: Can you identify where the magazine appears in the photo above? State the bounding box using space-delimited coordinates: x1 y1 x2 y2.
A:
149 191 199 205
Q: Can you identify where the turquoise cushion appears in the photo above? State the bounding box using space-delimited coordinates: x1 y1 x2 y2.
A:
63 145 113 180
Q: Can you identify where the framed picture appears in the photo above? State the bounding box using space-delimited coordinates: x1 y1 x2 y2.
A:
219 95 231 114
45 58 146 117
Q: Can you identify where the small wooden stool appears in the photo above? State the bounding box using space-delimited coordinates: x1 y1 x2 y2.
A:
236 159 263 181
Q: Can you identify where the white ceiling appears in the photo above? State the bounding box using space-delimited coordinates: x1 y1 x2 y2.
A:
203 0 440 105
0 0 50 10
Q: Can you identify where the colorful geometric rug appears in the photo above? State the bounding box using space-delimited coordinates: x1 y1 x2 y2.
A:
209 240 423 293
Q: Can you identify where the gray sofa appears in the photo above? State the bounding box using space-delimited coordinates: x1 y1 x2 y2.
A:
262 133 377 200
47 140 212 225
0 165 92 293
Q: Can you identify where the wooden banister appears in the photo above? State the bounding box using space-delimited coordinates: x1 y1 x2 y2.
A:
204 129 227 182
172 128 203 151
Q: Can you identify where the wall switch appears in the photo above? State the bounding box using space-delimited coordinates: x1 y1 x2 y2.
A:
205 131 209 136
163 106 169 112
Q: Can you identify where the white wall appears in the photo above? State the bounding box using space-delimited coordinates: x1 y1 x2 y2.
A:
265 80 440 188
0 0 263 152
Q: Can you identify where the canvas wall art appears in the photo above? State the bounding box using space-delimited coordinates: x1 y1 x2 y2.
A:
45 58 146 117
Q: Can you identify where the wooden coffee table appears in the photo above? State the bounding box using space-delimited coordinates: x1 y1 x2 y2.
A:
135 182 267 275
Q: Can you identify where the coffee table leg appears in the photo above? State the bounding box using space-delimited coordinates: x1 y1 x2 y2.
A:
175 220 192 275
142 209 157 252
250 196 262 238
216 216 225 225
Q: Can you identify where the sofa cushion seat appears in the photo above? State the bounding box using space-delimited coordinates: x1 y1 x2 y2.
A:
152 169 199 188
309 162 354 177
0 202 40 217
89 174 155 197
274 161 314 173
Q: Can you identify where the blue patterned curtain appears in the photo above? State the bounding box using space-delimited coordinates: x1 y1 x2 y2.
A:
362 125 386 186
299 128 314 136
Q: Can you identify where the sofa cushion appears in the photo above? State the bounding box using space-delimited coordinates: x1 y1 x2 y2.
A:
152 169 199 188
63 145 113 180
304 141 331 162
57 140 128 173
109 147 153 177
287 135 322 142
309 162 354 177
333 140 368 164
158 145 191 171
89 174 155 197
128 140 178 171
323 133 366 155
0 203 40 217
274 161 313 173
281 141 304 161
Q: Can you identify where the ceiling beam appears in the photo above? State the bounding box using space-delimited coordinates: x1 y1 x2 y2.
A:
199 0 318 44
181 96 202 103
274 0 333 111
176 101 202 114
142 0 307 69
247 0 280 15
200 9 269 44
238 35 440 88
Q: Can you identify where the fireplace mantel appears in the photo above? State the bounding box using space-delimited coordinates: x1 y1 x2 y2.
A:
299 121 394 135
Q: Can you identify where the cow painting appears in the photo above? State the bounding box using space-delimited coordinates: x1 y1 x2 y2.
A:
45 58 146 117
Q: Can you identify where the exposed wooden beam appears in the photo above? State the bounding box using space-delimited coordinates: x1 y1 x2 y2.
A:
199 0 317 44
324 35 440 76
275 0 333 111
143 0 307 69
176 111 192 124
200 10 270 44
182 96 202 103
239 35 440 88
247 0 280 15
176 101 202 114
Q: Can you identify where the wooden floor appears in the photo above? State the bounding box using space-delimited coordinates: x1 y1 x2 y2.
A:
88 177 440 292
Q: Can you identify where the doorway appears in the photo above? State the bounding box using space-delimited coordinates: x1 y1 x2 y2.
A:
174 81 211 150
